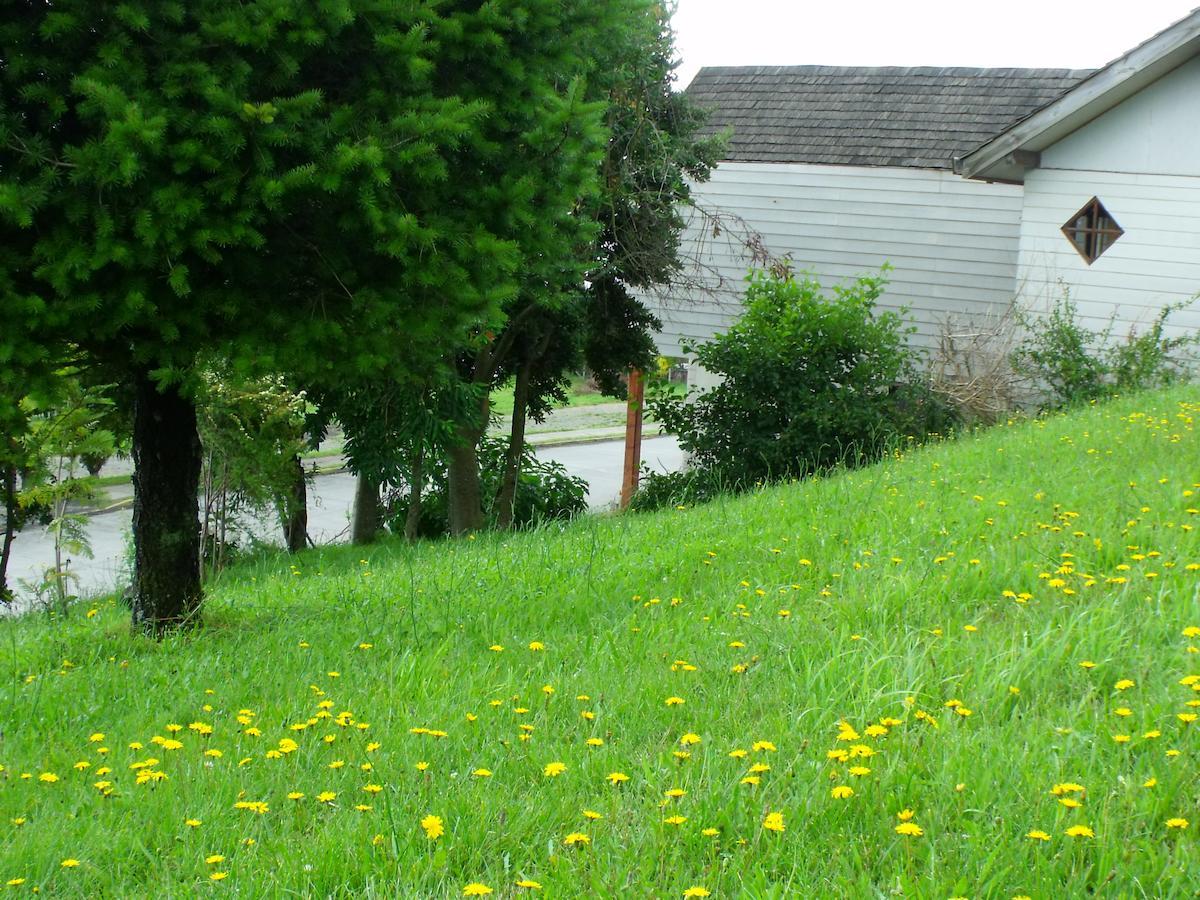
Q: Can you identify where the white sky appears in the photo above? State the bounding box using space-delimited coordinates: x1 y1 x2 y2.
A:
671 1 1199 87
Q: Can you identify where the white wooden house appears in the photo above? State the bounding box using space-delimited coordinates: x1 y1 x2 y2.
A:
644 66 1087 364
648 11 1200 378
955 11 1200 341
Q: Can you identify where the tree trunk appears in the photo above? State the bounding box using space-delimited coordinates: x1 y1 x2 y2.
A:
0 463 17 604
351 473 380 545
447 373 490 536
131 371 203 635
404 442 425 541
282 454 308 553
495 360 533 530
447 433 484 535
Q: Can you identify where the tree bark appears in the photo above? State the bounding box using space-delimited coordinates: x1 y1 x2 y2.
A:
447 361 491 535
494 359 532 530
351 473 380 545
447 432 484 535
1 463 17 604
404 442 425 541
282 454 308 553
131 371 203 635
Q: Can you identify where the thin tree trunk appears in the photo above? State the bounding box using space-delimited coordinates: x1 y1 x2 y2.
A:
131 371 203 635
495 360 533 530
447 366 491 535
351 473 380 545
447 432 484 535
282 454 308 553
404 442 425 541
0 463 17 604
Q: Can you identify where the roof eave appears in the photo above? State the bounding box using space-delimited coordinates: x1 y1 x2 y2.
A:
955 10 1200 183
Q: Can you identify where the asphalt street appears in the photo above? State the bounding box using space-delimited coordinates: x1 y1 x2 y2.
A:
4 436 684 604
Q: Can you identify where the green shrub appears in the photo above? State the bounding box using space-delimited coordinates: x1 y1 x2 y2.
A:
1012 287 1198 408
644 266 950 496
386 437 587 537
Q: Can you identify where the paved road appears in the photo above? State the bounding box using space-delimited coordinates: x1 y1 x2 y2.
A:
4 436 684 603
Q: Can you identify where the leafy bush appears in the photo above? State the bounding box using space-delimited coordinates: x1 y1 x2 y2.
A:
386 437 587 537
1012 287 1198 408
195 366 312 573
644 266 951 501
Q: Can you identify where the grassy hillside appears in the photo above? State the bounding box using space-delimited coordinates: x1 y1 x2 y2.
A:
2 388 1199 897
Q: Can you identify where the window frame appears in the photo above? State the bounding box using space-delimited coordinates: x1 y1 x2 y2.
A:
1061 197 1123 265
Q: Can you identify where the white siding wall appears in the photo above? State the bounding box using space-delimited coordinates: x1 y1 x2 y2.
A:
643 161 1025 358
1016 57 1200 338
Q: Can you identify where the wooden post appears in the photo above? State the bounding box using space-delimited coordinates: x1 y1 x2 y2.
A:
620 368 644 509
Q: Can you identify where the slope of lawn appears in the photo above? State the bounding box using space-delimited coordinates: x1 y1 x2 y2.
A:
2 388 1199 897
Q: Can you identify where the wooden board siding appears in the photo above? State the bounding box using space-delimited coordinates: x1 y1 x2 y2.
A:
1016 59 1200 341
643 161 1025 357
1016 169 1200 339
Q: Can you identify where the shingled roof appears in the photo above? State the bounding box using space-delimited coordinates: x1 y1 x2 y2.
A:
686 66 1093 169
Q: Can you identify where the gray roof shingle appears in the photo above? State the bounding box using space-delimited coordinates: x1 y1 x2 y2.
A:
686 66 1093 169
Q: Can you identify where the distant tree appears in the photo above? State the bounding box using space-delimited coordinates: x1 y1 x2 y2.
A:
2 1 614 632
444 2 724 533
1 369 117 606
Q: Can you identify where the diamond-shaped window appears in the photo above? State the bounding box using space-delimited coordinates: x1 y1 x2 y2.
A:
1062 197 1123 264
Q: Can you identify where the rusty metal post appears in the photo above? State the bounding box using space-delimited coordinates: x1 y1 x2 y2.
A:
620 368 644 509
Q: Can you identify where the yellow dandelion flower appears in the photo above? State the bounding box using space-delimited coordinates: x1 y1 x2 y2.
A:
683 889 711 898
543 762 566 778
1065 825 1095 838
562 832 590 846
831 785 854 799
463 885 493 897
1026 830 1051 842
421 815 444 840
60 859 80 868
894 822 924 836
762 811 785 832
606 771 629 785
1167 817 1189 829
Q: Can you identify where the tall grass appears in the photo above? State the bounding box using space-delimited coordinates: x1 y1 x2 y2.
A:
1 387 1198 897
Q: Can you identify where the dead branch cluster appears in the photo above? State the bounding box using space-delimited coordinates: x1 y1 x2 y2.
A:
927 304 1027 424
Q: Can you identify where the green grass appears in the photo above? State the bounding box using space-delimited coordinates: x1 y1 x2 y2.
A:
3 387 1200 897
489 373 621 417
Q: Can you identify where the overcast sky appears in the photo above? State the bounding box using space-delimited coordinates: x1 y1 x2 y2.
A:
671 1 1199 87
